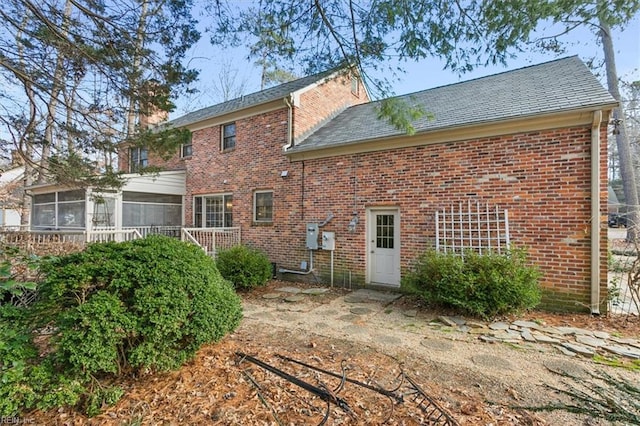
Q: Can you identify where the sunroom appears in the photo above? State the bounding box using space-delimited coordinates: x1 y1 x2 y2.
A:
28 170 185 241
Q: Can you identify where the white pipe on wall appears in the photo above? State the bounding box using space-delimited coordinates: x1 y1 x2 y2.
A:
590 110 603 315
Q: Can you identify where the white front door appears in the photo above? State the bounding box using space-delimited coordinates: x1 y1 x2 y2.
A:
367 208 400 286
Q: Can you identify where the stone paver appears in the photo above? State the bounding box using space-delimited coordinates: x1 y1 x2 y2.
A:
472 354 513 370
602 344 640 359
348 289 402 304
262 292 282 299
543 359 587 377
301 287 329 295
575 335 606 348
561 342 595 356
488 322 510 331
420 338 454 351
438 316 458 327
276 287 302 294
344 295 366 303
512 320 542 329
521 329 536 342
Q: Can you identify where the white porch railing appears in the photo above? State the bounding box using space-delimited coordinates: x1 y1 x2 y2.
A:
87 229 143 243
181 227 241 257
0 227 240 257
94 225 182 239
0 229 143 255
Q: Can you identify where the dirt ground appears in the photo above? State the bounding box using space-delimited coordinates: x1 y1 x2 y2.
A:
26 280 640 426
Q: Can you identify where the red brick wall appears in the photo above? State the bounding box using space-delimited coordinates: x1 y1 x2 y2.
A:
291 124 608 312
183 108 308 267
294 73 368 139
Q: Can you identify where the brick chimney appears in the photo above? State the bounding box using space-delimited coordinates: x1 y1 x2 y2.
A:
139 80 169 129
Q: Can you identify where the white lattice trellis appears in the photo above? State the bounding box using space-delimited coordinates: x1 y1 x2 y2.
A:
436 201 510 254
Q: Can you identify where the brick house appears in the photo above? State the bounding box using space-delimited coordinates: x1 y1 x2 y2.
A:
124 57 615 312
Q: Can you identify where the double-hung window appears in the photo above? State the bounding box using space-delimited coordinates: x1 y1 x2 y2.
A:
181 132 193 158
222 123 236 150
254 191 273 223
181 143 192 158
351 75 360 95
194 194 233 227
129 147 148 172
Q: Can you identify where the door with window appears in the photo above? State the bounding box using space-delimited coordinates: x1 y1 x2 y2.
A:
367 208 400 286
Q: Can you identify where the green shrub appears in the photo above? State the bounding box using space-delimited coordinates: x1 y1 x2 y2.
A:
0 305 85 417
216 244 272 290
39 235 243 373
402 249 541 319
0 246 40 307
0 235 242 417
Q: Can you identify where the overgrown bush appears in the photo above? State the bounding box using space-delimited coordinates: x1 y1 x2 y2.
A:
216 244 272 290
0 235 243 417
402 249 541 319
0 246 40 307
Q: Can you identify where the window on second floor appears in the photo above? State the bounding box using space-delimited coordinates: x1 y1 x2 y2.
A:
351 75 360 96
222 122 236 151
181 143 193 158
254 190 273 223
181 132 193 158
129 147 148 172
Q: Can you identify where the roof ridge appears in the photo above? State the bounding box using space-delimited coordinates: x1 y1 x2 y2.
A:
377 55 582 102
168 66 346 128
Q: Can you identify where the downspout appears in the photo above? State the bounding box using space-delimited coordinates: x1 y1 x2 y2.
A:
284 95 294 150
590 110 602 315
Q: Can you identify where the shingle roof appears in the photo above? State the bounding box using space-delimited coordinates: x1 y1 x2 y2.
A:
287 56 617 154
168 68 340 128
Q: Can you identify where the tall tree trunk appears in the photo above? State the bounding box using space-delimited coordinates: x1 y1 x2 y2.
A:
126 0 149 138
38 0 73 183
15 13 35 227
600 17 639 241
20 141 34 227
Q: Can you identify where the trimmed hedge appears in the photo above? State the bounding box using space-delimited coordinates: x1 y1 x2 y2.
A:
402 249 541 319
216 245 272 290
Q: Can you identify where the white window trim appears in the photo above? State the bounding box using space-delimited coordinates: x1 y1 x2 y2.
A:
180 143 192 158
351 75 359 96
253 190 273 223
129 147 148 172
221 122 236 151
193 193 233 227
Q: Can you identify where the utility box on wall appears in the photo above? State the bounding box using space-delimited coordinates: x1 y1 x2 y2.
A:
306 223 319 249
322 231 335 251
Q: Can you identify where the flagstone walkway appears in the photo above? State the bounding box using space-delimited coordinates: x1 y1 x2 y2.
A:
243 287 640 362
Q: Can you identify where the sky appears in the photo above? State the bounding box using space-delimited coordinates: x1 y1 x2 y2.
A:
172 12 640 119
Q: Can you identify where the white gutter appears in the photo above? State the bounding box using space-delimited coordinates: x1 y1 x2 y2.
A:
590 110 602 315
